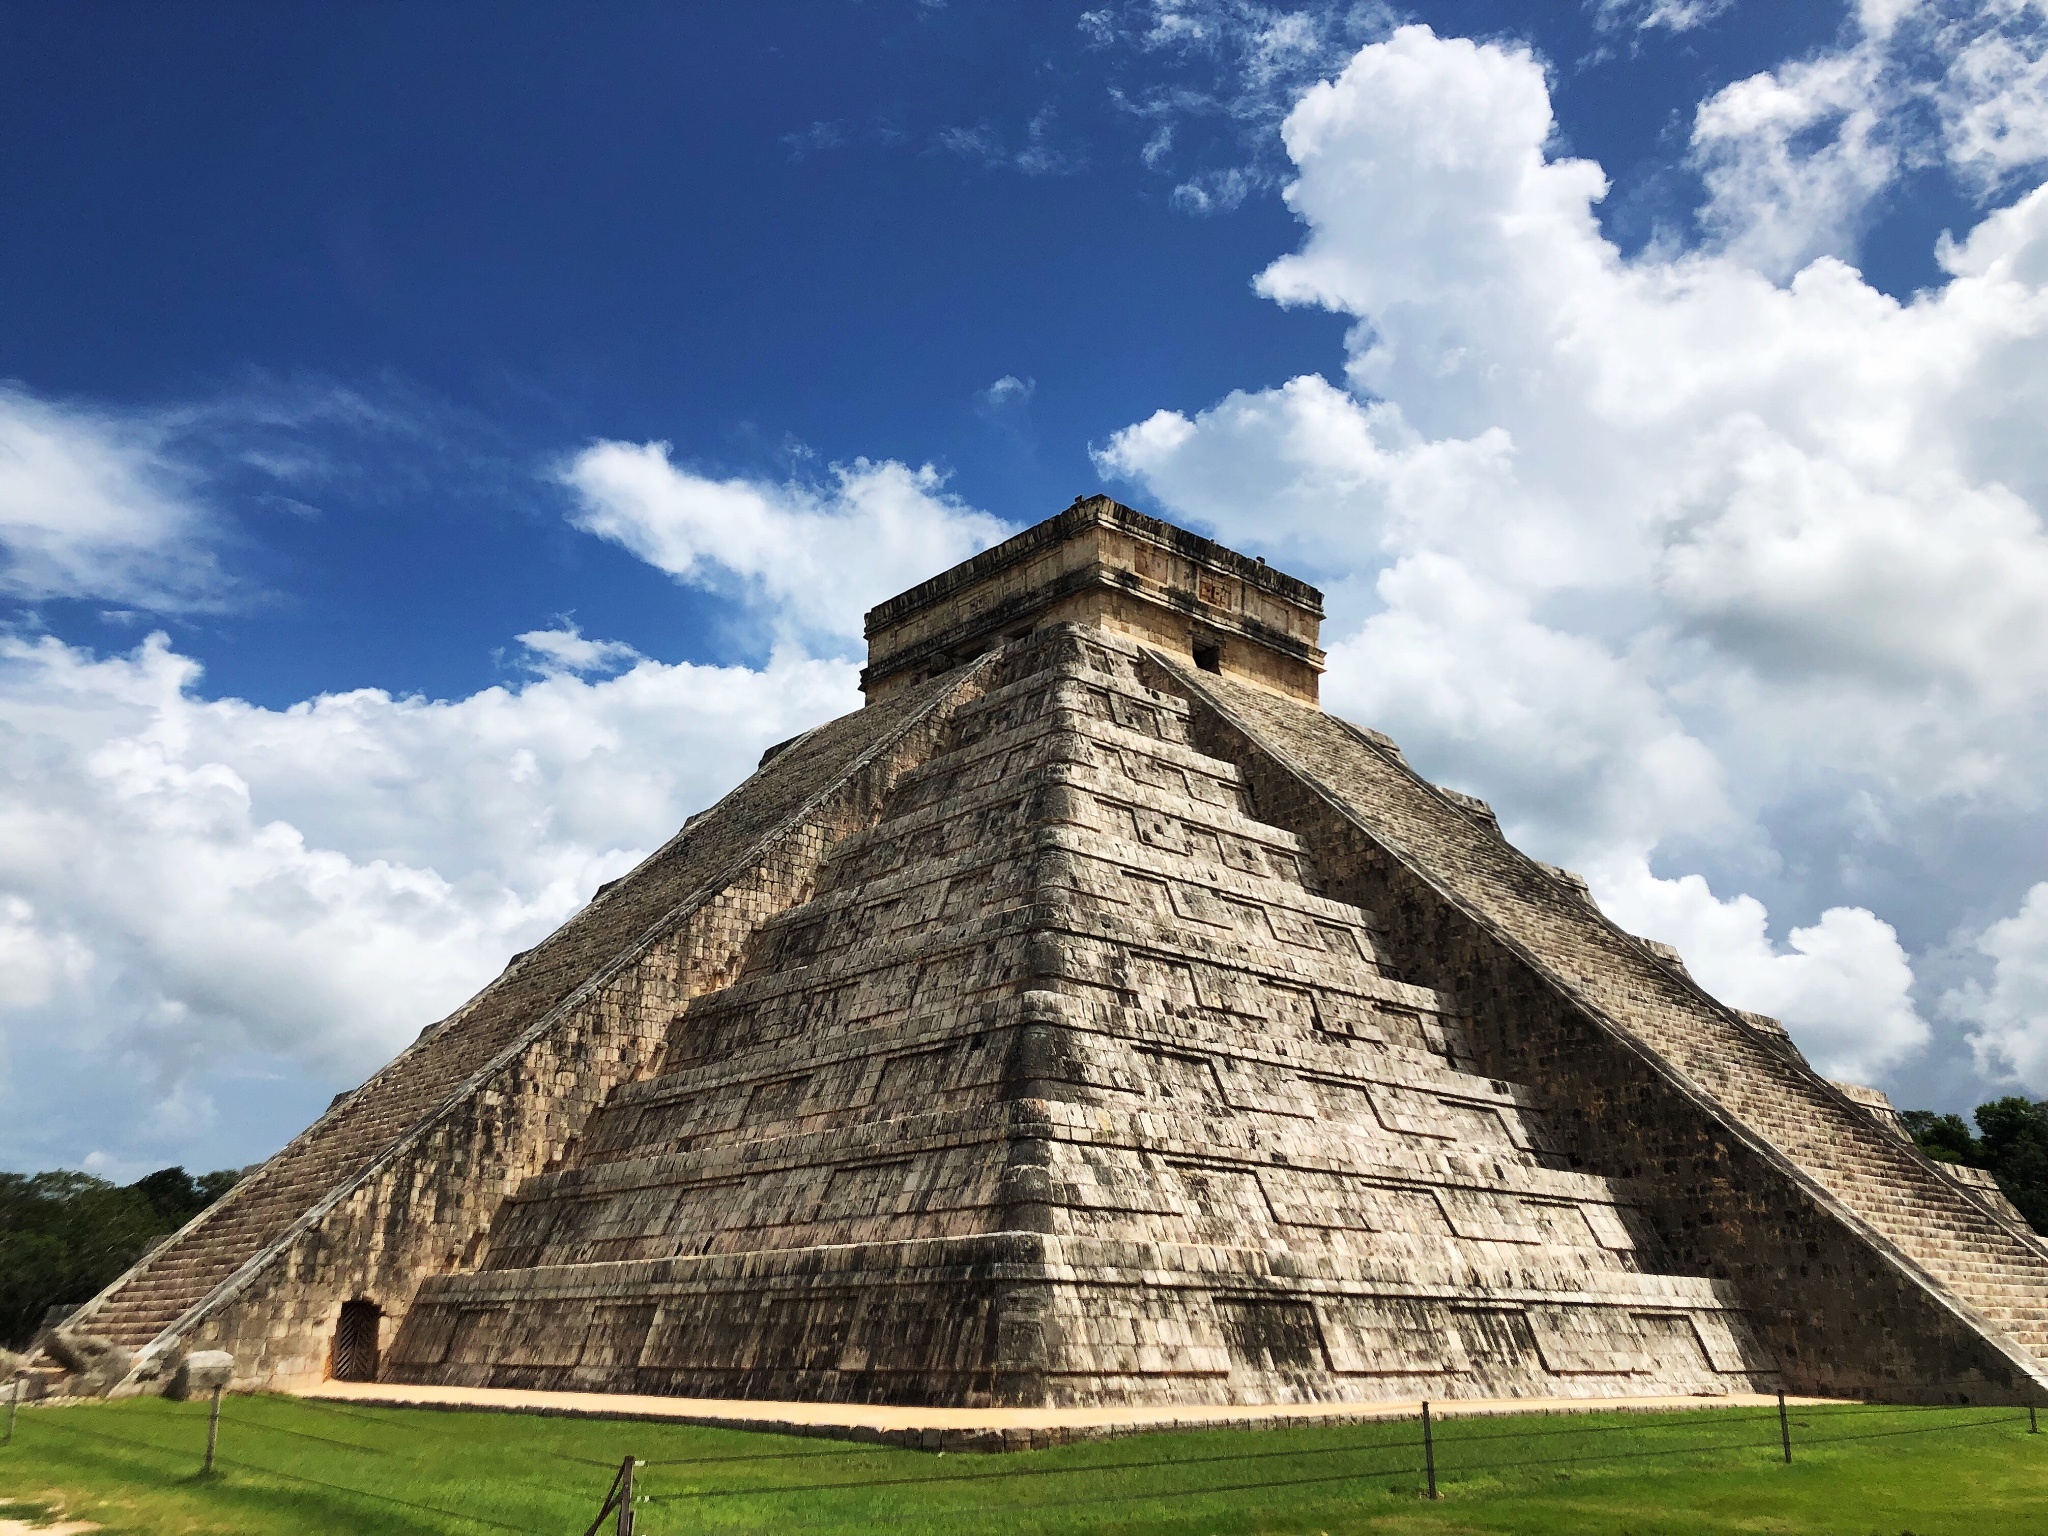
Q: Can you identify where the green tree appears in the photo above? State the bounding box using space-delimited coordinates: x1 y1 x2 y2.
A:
0 1166 240 1347
1973 1097 2048 1233
1901 1110 1981 1165
128 1166 235 1227
1903 1098 2048 1237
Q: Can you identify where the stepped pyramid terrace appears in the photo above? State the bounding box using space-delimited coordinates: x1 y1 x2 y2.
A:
48 498 2048 1414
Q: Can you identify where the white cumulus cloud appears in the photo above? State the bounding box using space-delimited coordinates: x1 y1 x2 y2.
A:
1593 0 1733 34
558 446 1009 645
0 379 1027 1172
1100 20 2048 1095
0 385 228 609
1592 857 1929 1083
977 375 1036 414
514 622 643 677
1946 881 2048 1085
1691 1 2048 276
0 627 860 1171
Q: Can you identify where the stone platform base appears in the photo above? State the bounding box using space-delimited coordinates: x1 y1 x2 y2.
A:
297 1380 1843 1452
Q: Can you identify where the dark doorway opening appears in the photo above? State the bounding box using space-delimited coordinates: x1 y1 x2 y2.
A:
1192 641 1222 674
332 1300 381 1382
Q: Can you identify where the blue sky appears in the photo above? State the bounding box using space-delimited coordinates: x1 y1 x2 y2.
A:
3 0 2046 1176
2 0 1863 705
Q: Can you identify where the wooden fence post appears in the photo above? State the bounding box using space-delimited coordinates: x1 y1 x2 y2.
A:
1422 1400 1438 1499
581 1455 637 1536
203 1383 223 1475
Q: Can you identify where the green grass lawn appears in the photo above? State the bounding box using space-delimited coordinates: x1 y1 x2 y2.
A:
0 1393 2040 1535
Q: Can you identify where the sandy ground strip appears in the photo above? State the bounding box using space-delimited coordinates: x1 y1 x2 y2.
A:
299 1380 1844 1446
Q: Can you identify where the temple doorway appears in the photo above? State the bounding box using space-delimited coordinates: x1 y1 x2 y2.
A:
332 1299 381 1382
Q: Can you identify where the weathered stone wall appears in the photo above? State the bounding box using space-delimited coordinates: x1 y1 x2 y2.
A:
862 497 1325 704
392 627 1776 1409
1160 654 2048 1405
77 662 994 1390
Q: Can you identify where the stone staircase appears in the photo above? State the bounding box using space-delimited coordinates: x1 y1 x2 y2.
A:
1721 1073 2048 1354
389 628 1777 1406
67 673 974 1362
85 1091 432 1348
1174 659 2048 1379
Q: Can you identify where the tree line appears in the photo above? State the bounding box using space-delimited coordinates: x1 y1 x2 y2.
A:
1901 1096 2048 1234
1 1166 240 1348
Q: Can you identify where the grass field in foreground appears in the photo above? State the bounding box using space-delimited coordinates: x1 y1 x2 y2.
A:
0 1394 2041 1535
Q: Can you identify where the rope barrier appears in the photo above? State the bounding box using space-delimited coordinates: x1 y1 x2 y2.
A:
643 1452 1441 1530
960 1454 1436 1513
615 1397 2003 1473
18 1411 201 1464
288 1392 616 1471
202 1458 544 1536
634 1400 2042 1526
201 1448 547 1534
576 1456 635 1536
619 1442 899 1469
213 1409 395 1456
1796 1413 2033 1448
16 1400 543 1533
633 1426 1797 1511
285 1394 484 1435
1434 1433 1788 1477
1414 1401 2009 1462
638 1429 1432 1502
1420 1406 1789 1447
630 1399 1952 1500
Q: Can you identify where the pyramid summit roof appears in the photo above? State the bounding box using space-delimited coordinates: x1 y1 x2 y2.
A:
862 495 1326 705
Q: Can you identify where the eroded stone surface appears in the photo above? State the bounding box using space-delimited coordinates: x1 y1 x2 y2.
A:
61 664 991 1389
862 496 1325 705
1162 652 2048 1403
387 628 1776 1407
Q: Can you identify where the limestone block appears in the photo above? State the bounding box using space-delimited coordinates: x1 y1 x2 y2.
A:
37 1330 132 1397
167 1351 235 1401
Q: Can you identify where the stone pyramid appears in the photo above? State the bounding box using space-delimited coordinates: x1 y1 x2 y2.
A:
70 499 2048 1412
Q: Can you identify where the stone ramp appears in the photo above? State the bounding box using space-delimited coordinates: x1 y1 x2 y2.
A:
302 1378 1842 1451
1163 655 2048 1387
67 668 987 1362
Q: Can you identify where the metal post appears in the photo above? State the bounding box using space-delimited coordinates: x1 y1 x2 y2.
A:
203 1382 223 1475
2030 1403 2039 1435
578 1458 629 1536
1421 1400 1438 1499
1777 1391 1791 1465
5 1376 19 1446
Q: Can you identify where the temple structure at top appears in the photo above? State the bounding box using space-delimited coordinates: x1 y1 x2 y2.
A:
862 497 1325 704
